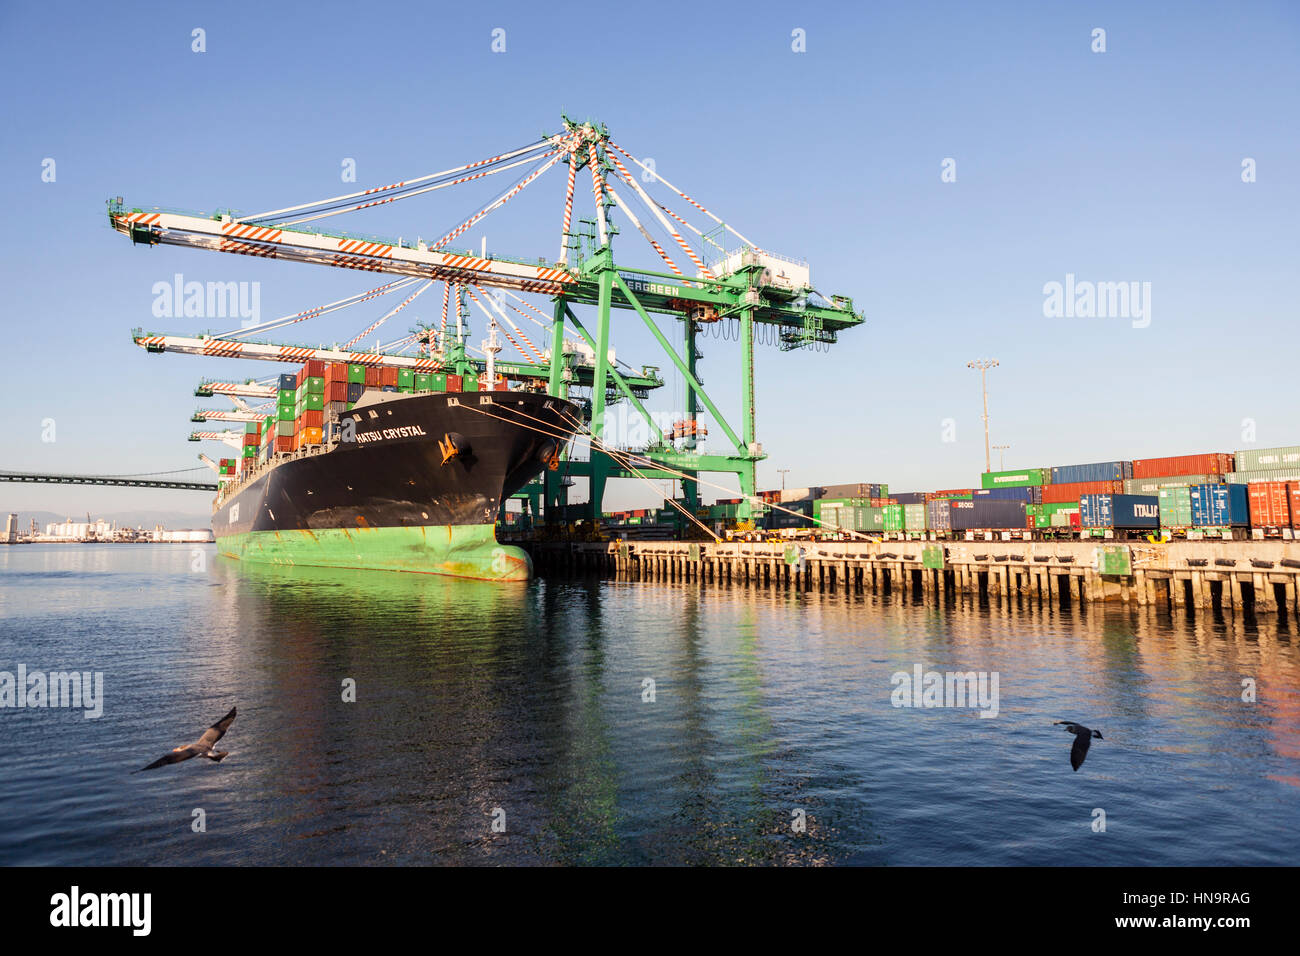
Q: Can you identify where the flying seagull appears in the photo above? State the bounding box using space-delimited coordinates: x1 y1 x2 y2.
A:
1055 720 1102 771
133 707 237 773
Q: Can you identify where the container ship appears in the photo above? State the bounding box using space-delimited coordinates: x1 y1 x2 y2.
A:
212 360 578 582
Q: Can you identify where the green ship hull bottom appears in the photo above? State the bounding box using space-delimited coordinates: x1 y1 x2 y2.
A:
215 523 532 582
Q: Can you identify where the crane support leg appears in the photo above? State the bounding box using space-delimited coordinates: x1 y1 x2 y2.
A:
682 316 699 511
586 266 614 521
545 296 568 525
739 305 757 521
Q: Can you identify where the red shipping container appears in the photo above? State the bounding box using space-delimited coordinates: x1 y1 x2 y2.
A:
930 488 973 498
305 359 326 378
299 409 324 428
1290 484 1300 529
275 436 294 453
447 374 463 392
1248 481 1291 528
1041 480 1122 504
1069 511 1081 529
326 381 348 403
1132 453 1234 479
365 366 381 386
295 366 306 388
379 367 399 387
324 362 348 384
242 434 258 447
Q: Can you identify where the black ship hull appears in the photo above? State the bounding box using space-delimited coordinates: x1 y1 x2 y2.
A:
211 390 577 581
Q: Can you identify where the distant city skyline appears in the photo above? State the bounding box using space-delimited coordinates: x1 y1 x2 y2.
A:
2 1 1297 514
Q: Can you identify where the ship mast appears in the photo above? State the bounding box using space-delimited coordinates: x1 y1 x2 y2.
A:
483 316 501 390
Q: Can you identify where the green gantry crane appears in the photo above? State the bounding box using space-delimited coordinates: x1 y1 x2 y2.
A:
107 116 863 524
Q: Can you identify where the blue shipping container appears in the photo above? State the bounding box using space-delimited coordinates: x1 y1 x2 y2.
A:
949 498 1027 530
973 486 1043 504
1188 483 1250 527
927 499 952 532
278 373 296 390
1079 494 1160 529
1051 461 1134 484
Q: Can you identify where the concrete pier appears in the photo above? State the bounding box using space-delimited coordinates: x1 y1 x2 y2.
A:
523 538 1300 618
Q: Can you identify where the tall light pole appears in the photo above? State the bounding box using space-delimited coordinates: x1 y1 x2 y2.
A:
967 359 999 473
777 468 789 490
993 444 1010 471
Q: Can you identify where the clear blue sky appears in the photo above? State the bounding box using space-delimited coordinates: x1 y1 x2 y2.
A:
2 0 1297 516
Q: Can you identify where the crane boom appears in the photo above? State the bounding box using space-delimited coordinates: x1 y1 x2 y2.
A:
191 408 267 423
110 207 576 295
189 430 245 450
196 381 278 398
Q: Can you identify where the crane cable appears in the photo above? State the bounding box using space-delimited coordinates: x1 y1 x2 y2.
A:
607 142 763 253
236 140 555 225
432 135 579 251
342 279 435 350
222 278 419 339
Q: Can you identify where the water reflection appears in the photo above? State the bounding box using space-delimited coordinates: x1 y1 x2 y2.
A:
0 545 1296 866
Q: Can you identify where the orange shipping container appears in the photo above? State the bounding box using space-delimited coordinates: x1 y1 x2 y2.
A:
447 374 463 392
1132 453 1234 479
379 367 399 387
1248 481 1290 528
1289 484 1300 529
275 436 294 453
1041 480 1122 504
301 426 323 445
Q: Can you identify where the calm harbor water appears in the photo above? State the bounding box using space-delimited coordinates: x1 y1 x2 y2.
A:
1 542 1297 866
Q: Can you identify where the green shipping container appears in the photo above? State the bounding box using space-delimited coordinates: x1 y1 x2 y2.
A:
276 420 294 437
1234 445 1300 473
277 404 295 422
244 421 259 434
1034 502 1078 529
904 503 927 531
859 506 885 531
241 446 256 458
1158 486 1192 528
303 393 325 411
982 468 1045 489
347 364 367 384
882 504 905 532
817 503 846 529
397 368 415 387
278 388 294 404
414 373 432 391
306 376 325 394
430 373 448 391
462 375 479 392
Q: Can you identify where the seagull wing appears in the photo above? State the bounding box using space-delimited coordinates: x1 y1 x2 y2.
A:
134 746 201 773
195 707 237 750
1070 732 1092 771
